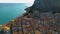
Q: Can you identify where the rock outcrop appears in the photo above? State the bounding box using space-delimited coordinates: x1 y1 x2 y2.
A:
26 0 60 13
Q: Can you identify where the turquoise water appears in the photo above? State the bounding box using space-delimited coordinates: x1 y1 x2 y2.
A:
0 3 30 25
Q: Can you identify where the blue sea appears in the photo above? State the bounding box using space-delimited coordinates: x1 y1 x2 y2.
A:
0 3 31 25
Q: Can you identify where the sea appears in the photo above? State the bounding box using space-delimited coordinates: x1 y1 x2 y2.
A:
0 3 31 25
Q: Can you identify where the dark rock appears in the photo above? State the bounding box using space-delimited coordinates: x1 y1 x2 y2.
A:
25 0 60 13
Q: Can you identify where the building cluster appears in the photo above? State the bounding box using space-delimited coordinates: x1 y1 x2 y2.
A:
0 12 60 34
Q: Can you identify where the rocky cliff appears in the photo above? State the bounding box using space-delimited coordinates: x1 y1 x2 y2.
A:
26 0 60 13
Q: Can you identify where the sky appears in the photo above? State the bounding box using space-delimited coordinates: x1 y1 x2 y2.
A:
0 0 35 3
0 0 35 7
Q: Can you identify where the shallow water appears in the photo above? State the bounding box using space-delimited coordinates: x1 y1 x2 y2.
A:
0 3 30 25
